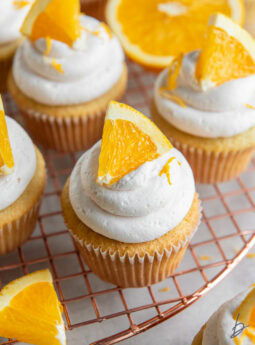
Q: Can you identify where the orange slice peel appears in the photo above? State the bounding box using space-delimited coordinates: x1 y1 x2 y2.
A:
0 96 14 175
196 13 255 90
106 0 244 70
0 269 66 345
20 0 81 47
97 101 172 186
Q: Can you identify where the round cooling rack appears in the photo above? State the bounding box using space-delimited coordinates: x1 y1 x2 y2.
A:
1 60 255 345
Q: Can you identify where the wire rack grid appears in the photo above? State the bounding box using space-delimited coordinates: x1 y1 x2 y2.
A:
0 60 255 345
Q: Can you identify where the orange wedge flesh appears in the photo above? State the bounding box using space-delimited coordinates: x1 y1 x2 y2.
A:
196 13 255 89
106 0 244 69
97 101 172 186
0 96 14 175
0 270 66 345
21 0 81 47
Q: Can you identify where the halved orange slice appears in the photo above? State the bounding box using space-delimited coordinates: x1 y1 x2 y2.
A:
0 96 14 175
20 0 81 47
196 13 255 90
106 0 244 70
97 101 172 186
0 269 66 345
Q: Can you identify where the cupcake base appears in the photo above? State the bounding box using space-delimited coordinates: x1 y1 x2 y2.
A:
61 178 200 288
151 102 255 184
0 147 46 255
7 64 128 152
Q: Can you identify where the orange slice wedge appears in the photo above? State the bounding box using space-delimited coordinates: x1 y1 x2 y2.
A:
106 0 244 70
196 13 255 90
0 96 14 175
20 0 81 47
0 269 66 345
97 101 172 186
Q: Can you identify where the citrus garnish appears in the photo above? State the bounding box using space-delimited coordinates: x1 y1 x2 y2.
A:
106 0 244 70
44 36 52 55
51 58 64 73
97 101 172 186
0 95 14 176
20 0 81 47
232 286 255 344
13 0 31 9
196 13 255 90
0 269 66 345
159 157 176 185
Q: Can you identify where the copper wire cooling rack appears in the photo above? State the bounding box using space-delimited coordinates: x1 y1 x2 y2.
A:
1 60 255 345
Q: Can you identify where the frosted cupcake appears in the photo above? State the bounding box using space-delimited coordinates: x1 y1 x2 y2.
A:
61 101 200 288
0 96 46 255
0 0 34 92
152 14 255 183
8 0 127 152
192 285 255 345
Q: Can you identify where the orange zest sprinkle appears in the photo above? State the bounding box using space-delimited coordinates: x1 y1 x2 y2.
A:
159 157 176 185
81 26 100 37
246 104 255 109
159 287 170 292
199 255 212 261
51 58 64 73
13 0 30 9
247 253 255 258
167 54 183 90
44 36 52 56
159 88 186 108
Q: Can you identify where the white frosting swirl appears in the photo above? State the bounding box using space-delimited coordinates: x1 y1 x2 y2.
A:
0 116 36 211
202 287 254 345
69 141 195 243
13 15 125 105
154 51 255 138
0 0 34 44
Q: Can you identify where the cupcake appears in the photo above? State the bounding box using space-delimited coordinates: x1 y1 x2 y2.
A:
61 101 200 288
152 13 255 184
192 285 255 345
0 0 34 92
0 95 46 255
8 0 127 152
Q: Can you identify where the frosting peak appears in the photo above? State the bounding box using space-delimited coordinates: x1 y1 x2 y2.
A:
13 15 125 105
155 51 255 138
69 141 195 243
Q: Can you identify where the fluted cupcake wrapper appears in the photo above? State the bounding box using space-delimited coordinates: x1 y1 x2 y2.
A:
170 137 255 184
20 109 105 153
0 199 41 256
70 222 200 288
